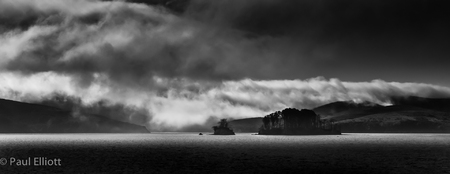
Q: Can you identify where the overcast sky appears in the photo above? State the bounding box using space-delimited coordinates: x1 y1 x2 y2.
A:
0 0 449 130
185 0 450 86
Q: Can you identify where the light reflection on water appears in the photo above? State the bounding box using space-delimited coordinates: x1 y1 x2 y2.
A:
0 133 449 173
1 133 449 146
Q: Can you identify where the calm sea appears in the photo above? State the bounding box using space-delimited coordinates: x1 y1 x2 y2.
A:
0 133 449 173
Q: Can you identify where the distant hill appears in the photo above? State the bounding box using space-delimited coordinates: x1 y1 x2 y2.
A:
333 97 450 133
0 98 149 133
391 96 450 112
229 97 450 133
313 101 383 118
336 108 450 133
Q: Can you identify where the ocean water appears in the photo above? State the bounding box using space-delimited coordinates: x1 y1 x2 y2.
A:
0 133 449 173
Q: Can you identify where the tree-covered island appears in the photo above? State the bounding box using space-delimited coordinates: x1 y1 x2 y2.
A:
212 119 235 135
259 108 341 135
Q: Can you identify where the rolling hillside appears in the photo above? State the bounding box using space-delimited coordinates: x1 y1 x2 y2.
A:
0 98 149 133
230 97 450 133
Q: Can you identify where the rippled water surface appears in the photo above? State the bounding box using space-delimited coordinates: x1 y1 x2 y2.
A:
1 133 449 173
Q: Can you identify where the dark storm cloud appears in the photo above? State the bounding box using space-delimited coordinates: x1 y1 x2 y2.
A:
186 0 449 37
3 0 448 85
1 0 301 86
121 0 190 13
183 0 450 84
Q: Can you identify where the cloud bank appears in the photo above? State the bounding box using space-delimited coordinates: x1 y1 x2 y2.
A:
1 0 449 131
2 72 450 131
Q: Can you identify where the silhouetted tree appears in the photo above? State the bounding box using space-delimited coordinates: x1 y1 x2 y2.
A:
218 119 229 128
262 116 271 129
262 108 320 130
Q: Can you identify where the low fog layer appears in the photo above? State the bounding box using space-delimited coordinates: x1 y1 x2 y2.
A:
1 0 449 131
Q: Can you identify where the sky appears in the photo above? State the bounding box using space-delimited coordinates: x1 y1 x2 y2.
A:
0 0 449 131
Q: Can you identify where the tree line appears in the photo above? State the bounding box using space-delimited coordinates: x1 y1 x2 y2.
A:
261 108 337 131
